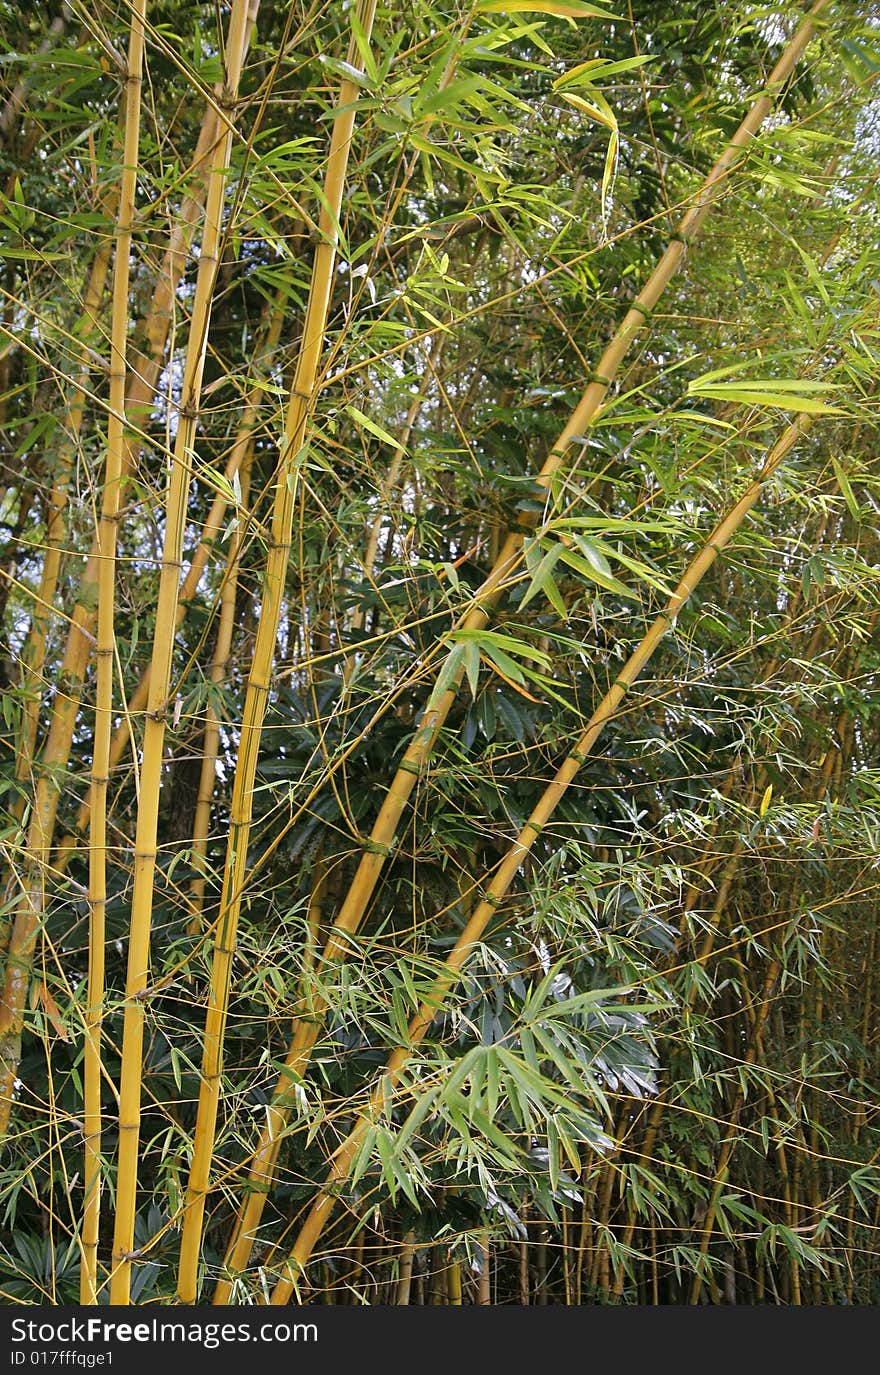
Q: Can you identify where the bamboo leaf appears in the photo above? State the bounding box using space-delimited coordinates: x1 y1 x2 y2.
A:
345 404 404 450
477 0 622 17
831 456 861 520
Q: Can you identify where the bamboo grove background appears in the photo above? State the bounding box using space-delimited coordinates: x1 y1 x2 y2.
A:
0 0 879 1306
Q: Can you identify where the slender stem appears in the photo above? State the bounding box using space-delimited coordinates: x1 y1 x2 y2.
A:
80 0 147 1306
0 53 253 1136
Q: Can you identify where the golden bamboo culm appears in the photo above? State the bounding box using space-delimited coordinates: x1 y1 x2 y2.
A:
109 0 256 1304
215 0 828 1298
80 0 148 1306
175 0 381 1304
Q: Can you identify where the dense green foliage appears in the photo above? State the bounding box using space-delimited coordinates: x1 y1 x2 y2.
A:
0 0 878 1304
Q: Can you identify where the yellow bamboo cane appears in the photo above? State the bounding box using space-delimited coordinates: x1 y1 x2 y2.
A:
109 0 255 1304
80 0 147 1306
268 409 818 1302
176 0 381 1304
217 0 829 1295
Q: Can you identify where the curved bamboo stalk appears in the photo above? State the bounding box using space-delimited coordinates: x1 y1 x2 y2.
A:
0 71 248 1134
109 0 255 1304
218 3 830 1293
267 409 820 1302
176 0 380 1305
80 0 147 1306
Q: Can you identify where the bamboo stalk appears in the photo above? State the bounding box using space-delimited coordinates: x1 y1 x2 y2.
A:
267 410 820 1301
12 224 114 825
80 0 147 1306
396 1231 415 1305
109 0 254 1303
177 0 380 1305
447 1258 463 1305
477 1231 491 1305
217 7 830 1289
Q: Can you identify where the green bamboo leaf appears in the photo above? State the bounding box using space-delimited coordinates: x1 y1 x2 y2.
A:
831 456 861 519
463 640 481 698
345 404 404 449
478 0 622 16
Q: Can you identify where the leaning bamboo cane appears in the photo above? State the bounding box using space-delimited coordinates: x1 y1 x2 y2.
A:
0 70 249 1132
109 0 254 1304
80 0 147 1306
268 407 823 1301
288 0 829 978
218 2 830 1294
175 0 380 1304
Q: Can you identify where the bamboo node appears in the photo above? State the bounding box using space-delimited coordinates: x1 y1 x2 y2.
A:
628 300 653 320
481 890 503 908
588 372 612 387
669 230 693 245
397 758 422 776
362 838 393 857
